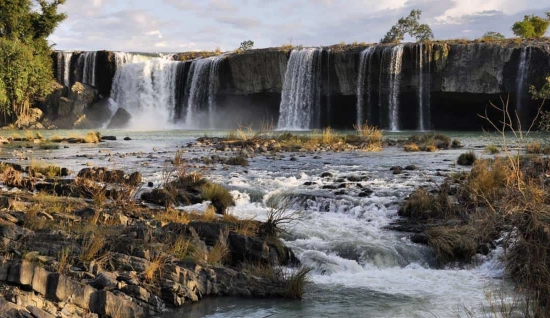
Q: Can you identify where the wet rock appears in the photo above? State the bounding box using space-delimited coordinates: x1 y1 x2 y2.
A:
358 189 374 197
124 137 132 141
107 108 132 129
321 172 333 178
405 165 418 171
101 136 117 141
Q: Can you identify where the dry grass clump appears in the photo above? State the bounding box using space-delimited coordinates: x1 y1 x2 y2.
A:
425 226 478 263
155 207 191 225
192 239 229 266
143 254 169 282
80 231 106 263
83 131 101 143
29 161 64 178
485 144 500 154
404 133 452 152
404 143 420 152
353 123 383 151
241 263 311 299
168 237 192 260
400 185 456 220
525 142 550 154
200 183 235 214
3 167 23 187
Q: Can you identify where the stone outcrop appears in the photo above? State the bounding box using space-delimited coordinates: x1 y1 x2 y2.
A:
107 107 131 129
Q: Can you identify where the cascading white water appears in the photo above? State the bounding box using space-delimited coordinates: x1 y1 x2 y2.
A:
356 47 376 127
114 52 151 66
516 47 532 126
183 56 223 129
110 55 180 129
207 57 223 128
81 51 97 87
58 51 73 87
417 44 424 131
278 48 322 130
388 45 404 131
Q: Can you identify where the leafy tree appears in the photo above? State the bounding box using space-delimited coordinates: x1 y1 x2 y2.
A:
0 0 66 122
530 77 550 131
381 10 434 44
512 14 550 39
480 31 506 41
239 40 254 51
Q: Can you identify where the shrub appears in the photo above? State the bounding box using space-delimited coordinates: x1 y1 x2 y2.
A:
239 40 254 51
457 151 477 166
480 31 506 41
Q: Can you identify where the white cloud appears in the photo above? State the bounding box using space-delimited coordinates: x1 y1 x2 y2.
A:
146 30 163 38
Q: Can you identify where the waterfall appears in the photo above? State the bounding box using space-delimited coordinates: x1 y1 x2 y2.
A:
388 45 404 131
110 55 180 129
356 47 375 127
417 44 424 131
81 52 97 87
208 57 223 128
516 47 532 127
278 48 323 130
182 56 224 129
114 52 152 66
57 51 73 87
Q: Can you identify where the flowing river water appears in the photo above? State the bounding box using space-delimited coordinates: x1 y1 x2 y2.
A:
1 130 528 318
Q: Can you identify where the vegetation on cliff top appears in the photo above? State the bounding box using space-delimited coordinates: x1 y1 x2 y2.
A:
0 0 66 124
512 12 550 39
380 9 434 44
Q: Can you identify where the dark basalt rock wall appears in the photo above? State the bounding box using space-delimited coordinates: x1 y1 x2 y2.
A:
51 40 550 130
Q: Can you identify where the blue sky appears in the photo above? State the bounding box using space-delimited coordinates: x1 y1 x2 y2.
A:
49 0 550 52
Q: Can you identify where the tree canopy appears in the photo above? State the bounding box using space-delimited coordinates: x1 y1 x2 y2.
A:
381 10 434 44
480 31 506 41
512 13 550 39
0 0 66 122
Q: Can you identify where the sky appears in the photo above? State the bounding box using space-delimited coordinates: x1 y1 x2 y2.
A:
48 0 550 52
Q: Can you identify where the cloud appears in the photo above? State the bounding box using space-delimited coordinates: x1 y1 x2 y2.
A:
49 0 550 52
216 16 261 29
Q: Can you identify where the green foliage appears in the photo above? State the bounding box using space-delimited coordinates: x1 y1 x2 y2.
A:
480 31 506 41
531 77 550 131
381 9 434 44
512 14 550 38
239 40 254 51
0 0 66 122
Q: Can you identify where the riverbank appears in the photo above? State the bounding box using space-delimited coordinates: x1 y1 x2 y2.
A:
0 141 305 317
0 129 530 317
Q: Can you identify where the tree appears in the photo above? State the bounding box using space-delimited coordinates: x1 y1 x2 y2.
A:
381 10 434 44
480 31 506 41
239 40 254 51
0 0 66 122
512 13 550 39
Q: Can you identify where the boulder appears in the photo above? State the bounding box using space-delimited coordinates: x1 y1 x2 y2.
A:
107 108 132 129
70 82 99 116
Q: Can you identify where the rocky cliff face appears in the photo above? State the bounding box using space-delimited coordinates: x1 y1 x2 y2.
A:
51 40 550 130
